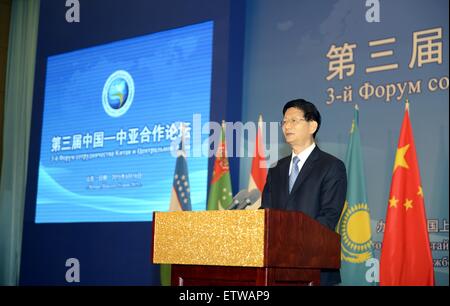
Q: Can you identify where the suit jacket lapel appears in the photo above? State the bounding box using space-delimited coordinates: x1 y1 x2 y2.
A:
279 157 290 209
288 146 321 198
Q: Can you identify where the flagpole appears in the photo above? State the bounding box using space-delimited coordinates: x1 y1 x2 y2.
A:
180 122 185 152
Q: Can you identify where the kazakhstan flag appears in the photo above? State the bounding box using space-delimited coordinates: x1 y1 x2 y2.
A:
337 105 375 285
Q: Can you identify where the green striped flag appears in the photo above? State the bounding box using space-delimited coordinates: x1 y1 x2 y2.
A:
337 105 375 285
207 123 233 210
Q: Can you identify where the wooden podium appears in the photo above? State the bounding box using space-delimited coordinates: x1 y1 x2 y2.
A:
152 209 340 286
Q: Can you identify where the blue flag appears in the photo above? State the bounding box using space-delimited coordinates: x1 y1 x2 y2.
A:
337 105 375 285
160 140 192 286
169 142 192 211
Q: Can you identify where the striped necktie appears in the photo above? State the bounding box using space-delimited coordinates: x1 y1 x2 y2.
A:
289 156 300 193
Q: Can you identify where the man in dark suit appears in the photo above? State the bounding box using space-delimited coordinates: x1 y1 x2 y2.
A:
261 98 347 285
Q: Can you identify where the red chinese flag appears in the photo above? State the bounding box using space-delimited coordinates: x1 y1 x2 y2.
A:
247 115 267 209
380 102 434 286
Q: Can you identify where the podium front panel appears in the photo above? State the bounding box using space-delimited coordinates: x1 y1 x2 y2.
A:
153 210 265 267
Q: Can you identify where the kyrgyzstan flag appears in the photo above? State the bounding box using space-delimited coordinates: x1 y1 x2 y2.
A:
380 101 434 286
247 115 267 209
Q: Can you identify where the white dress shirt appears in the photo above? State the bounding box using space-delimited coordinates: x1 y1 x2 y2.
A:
288 143 316 176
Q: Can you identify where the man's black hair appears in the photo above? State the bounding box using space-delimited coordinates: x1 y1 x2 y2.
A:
282 98 321 138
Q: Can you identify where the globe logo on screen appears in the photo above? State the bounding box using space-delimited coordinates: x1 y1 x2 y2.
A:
102 70 135 117
108 78 129 109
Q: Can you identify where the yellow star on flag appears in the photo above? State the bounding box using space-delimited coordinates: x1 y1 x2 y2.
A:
417 186 424 197
389 196 399 208
393 144 410 173
403 198 413 211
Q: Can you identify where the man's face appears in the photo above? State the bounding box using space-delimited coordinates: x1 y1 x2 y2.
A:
282 107 317 148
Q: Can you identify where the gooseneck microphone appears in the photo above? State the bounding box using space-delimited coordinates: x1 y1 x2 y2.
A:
236 189 261 210
226 189 250 210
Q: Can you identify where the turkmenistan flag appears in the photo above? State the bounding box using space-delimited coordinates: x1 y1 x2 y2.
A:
337 105 375 285
207 123 233 210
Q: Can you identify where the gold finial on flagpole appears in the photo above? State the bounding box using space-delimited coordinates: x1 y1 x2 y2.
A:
355 104 359 110
405 97 410 112
258 114 263 129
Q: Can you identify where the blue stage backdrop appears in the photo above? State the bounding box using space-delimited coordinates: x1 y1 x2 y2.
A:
20 0 244 285
240 0 448 285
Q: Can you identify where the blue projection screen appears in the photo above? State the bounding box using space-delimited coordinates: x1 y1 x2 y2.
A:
35 21 212 223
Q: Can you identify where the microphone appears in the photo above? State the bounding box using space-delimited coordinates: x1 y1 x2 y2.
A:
236 189 261 210
227 189 250 210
